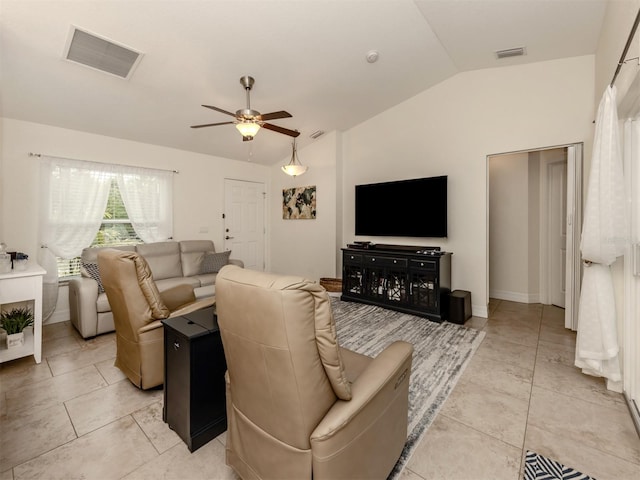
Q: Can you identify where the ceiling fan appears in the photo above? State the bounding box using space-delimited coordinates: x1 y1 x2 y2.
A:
191 76 300 141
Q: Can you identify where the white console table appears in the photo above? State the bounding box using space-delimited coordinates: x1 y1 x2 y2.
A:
0 263 46 364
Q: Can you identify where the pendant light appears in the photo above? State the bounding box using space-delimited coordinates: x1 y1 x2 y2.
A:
281 136 307 177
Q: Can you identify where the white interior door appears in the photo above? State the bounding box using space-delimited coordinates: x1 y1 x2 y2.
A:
549 160 567 308
223 179 265 271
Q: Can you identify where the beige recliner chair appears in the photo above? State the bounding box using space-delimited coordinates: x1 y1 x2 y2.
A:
215 265 414 480
98 249 216 389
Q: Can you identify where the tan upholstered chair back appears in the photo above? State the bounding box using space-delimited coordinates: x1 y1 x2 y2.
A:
98 248 171 389
215 266 349 451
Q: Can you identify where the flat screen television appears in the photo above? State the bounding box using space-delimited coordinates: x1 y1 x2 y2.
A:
355 175 447 237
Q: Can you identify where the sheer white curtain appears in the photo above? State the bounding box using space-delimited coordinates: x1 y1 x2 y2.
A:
39 156 112 323
575 85 628 382
39 156 113 259
116 166 173 243
38 156 174 321
39 156 174 257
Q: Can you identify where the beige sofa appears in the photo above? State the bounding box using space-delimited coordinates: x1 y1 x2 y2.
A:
69 240 243 338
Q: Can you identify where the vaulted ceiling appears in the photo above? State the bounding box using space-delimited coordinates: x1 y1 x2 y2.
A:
1 0 608 165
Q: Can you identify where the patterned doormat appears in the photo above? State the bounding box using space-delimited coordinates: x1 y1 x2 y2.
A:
524 451 597 480
330 298 485 479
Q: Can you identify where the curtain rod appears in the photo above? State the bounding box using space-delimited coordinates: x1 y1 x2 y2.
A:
27 152 179 174
610 7 640 87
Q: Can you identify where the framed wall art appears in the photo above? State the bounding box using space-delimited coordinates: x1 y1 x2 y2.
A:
282 185 316 219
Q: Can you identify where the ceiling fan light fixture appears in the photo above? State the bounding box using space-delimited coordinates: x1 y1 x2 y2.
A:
282 136 308 177
236 121 261 139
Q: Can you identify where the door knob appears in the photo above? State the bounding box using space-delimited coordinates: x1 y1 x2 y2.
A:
225 236 234 240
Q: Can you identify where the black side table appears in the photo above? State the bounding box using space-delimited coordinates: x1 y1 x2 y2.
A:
162 306 227 452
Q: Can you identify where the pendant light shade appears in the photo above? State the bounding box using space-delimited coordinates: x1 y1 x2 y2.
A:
281 136 307 176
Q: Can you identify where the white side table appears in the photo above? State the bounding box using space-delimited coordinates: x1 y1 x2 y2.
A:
0 263 46 364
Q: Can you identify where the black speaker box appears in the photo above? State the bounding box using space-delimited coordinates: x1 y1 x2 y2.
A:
449 290 471 324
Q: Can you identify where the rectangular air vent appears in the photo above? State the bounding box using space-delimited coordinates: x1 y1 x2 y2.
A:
495 47 526 59
64 26 143 79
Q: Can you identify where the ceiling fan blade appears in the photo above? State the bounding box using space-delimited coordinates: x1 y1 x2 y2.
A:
190 121 234 128
258 111 292 121
262 123 300 137
202 105 237 117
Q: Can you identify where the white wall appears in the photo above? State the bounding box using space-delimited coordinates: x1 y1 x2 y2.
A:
1 117 270 323
489 152 530 302
340 55 595 317
1 56 599 324
594 0 640 107
269 131 339 280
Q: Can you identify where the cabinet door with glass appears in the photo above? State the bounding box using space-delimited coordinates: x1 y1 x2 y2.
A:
342 252 363 297
363 255 408 305
408 259 439 313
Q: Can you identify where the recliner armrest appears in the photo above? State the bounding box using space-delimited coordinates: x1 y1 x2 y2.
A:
310 341 413 480
160 284 196 311
169 297 216 318
137 298 216 335
138 319 164 334
311 340 413 441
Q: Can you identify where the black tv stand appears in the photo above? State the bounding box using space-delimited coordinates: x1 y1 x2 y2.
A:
341 245 451 322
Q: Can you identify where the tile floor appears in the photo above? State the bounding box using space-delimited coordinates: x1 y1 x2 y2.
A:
1 300 639 479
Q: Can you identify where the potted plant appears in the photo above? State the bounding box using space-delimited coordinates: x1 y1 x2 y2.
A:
0 307 34 348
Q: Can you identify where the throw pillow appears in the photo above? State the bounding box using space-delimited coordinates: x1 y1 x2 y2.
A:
81 262 105 293
201 251 231 274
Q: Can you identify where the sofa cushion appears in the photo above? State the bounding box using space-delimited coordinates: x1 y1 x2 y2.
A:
191 273 217 287
180 240 216 277
154 276 200 292
135 241 182 280
202 251 231 273
194 284 215 299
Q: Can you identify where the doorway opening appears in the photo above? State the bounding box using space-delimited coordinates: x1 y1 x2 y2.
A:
487 143 583 330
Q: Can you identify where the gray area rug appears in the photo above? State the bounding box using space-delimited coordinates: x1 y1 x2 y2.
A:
331 298 486 479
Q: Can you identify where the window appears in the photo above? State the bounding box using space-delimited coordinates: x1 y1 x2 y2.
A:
57 180 141 278
39 156 173 280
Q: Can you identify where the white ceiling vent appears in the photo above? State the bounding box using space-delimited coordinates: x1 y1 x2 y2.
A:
64 26 143 79
495 47 526 59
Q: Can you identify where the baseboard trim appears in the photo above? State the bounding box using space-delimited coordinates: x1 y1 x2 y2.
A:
471 304 488 319
489 290 539 304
